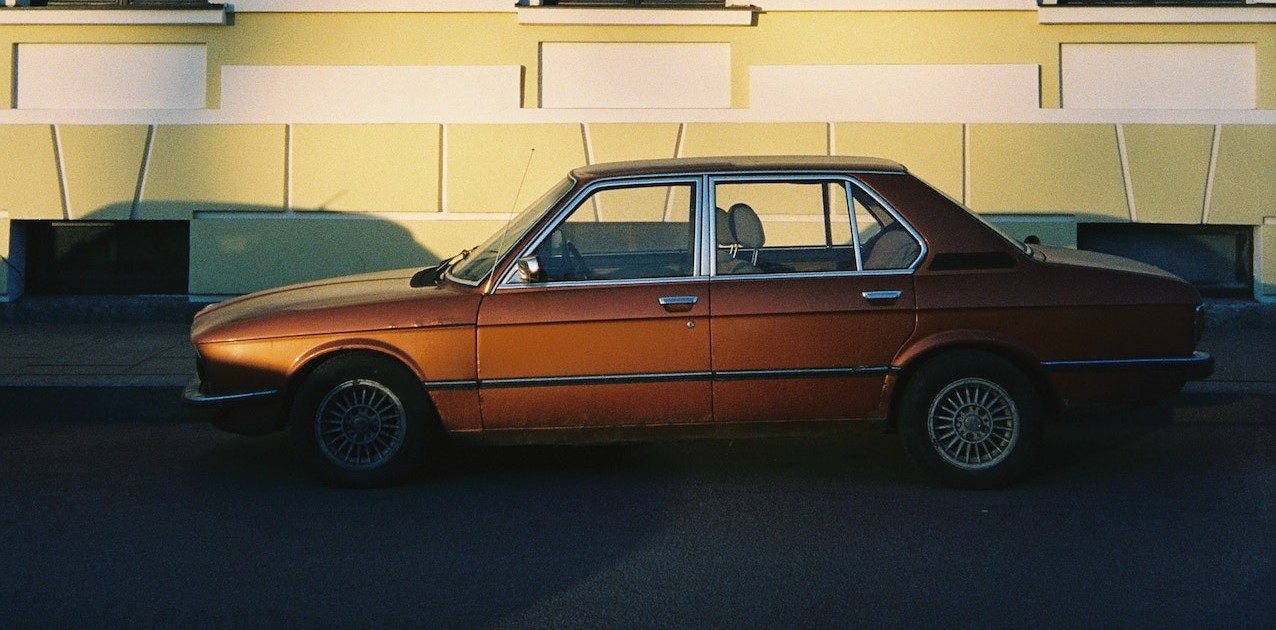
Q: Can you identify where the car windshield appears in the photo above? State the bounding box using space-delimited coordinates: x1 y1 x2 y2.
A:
448 176 575 284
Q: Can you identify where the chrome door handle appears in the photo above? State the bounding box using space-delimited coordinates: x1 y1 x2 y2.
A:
659 295 699 312
862 290 902 304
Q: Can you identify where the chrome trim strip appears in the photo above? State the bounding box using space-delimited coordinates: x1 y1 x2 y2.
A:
482 371 713 388
707 268 914 282
442 366 900 390
714 366 897 380
494 275 711 291
1042 352 1213 373
422 380 480 391
182 379 280 408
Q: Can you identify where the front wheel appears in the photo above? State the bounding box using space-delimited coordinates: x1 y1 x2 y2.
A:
289 353 435 488
898 352 1042 489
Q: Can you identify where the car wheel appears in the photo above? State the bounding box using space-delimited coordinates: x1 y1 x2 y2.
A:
898 351 1041 489
288 353 435 488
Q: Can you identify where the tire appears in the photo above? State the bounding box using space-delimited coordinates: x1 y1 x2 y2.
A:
898 351 1041 489
288 353 435 488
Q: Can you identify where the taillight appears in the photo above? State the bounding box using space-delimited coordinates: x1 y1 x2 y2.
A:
1193 304 1206 348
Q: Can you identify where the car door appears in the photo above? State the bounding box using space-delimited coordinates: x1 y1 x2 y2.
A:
476 177 713 429
709 176 921 423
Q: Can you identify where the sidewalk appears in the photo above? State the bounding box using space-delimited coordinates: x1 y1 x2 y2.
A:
0 298 1273 421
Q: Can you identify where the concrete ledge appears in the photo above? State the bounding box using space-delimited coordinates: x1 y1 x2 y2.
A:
1201 298 1276 329
1 296 203 323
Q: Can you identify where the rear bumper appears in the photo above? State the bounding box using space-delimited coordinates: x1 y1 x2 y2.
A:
1042 351 1214 381
1043 351 1214 408
182 377 282 435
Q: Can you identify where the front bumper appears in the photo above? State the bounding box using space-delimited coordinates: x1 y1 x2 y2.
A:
183 377 282 435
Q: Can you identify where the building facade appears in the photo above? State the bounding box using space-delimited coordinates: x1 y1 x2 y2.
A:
1 0 1273 301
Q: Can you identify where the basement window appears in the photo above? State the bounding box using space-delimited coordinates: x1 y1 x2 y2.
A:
1077 223 1253 297
21 221 189 295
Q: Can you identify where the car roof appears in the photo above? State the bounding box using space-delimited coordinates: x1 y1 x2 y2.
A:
571 155 908 181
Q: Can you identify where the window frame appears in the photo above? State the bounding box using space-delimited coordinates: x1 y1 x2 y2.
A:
706 173 926 280
497 175 706 290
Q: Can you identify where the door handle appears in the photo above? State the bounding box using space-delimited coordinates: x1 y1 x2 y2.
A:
658 295 699 312
862 290 902 305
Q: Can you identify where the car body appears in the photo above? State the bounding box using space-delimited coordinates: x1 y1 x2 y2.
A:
184 156 1212 488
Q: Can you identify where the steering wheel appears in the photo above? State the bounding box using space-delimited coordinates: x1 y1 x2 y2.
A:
564 241 592 280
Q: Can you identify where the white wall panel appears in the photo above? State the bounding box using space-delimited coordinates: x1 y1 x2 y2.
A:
16 44 207 110
750 64 1041 121
219 65 523 122
1061 44 1256 110
541 43 732 109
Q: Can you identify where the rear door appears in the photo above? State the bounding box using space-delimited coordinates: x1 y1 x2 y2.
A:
709 176 921 423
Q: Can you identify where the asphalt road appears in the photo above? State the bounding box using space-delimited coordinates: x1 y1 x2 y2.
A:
1 403 1273 629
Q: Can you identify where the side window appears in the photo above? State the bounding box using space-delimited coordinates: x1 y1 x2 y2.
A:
524 182 695 283
714 180 856 275
854 187 922 271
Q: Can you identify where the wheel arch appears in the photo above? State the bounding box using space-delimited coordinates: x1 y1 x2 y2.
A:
886 335 1061 428
274 344 434 433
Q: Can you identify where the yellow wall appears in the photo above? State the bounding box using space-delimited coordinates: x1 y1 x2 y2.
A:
1210 126 1276 226
59 125 150 221
969 124 1129 222
292 124 442 214
0 125 62 220
1 8 1273 297
144 125 287 218
3 12 1273 110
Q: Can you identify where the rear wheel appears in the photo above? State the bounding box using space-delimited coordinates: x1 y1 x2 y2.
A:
899 352 1041 489
289 353 435 488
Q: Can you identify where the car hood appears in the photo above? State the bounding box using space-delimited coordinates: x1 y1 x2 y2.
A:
191 268 482 343
1035 245 1183 281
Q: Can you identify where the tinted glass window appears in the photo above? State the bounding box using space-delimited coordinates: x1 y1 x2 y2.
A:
527 182 696 282
853 187 922 271
713 180 856 275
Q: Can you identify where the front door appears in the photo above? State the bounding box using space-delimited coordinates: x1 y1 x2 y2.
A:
476 178 712 429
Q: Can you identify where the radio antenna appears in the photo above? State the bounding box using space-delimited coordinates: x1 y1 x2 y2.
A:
486 148 536 285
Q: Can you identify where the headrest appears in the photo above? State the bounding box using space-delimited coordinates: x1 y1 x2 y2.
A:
729 203 764 249
715 207 734 246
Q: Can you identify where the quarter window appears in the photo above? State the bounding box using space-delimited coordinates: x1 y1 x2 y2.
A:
853 186 923 271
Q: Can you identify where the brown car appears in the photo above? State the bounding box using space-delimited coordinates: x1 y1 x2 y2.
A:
184 156 1212 488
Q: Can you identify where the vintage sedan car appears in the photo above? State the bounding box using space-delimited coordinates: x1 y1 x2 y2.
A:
184 156 1212 488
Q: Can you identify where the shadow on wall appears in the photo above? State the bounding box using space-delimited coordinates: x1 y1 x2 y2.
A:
13 201 461 301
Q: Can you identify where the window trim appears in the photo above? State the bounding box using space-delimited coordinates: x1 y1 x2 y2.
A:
705 173 927 279
496 175 705 290
1038 1 1276 24
0 4 226 25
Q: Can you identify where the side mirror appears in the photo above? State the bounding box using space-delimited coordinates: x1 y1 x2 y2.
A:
516 255 545 283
